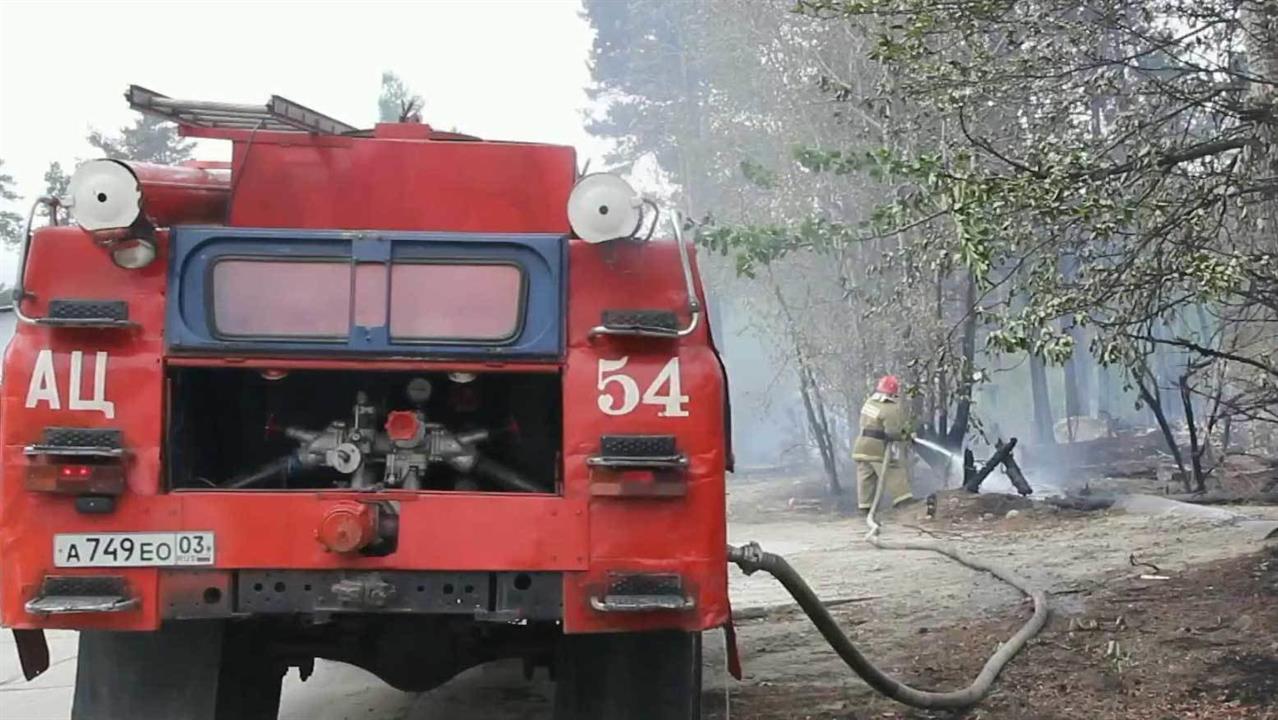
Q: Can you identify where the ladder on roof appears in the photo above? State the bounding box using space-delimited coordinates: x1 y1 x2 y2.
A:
126 85 357 134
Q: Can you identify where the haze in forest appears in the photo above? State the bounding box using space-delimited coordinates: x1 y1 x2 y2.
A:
4 0 1278 497
578 0 1278 497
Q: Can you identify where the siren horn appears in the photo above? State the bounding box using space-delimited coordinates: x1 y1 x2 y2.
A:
567 173 649 244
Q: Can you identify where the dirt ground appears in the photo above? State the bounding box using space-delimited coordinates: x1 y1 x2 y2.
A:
721 548 1278 720
715 477 1278 720
3 474 1277 719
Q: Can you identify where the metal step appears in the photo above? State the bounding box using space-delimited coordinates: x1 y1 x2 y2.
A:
25 427 125 458
590 309 681 339
589 573 695 613
586 434 688 470
25 576 138 615
590 594 695 612
31 298 136 329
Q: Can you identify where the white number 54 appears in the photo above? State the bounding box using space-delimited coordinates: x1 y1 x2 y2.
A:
597 357 689 418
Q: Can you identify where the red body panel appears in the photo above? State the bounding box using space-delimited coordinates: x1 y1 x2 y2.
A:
125 161 230 227
226 134 577 233
561 239 728 633
0 131 728 635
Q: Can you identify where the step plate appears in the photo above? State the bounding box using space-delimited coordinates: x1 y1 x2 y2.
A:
39 299 135 328
590 573 695 613
592 309 680 338
25 576 138 615
588 434 688 470
25 427 125 458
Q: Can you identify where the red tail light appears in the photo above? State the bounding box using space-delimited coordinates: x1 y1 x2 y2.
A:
26 462 125 495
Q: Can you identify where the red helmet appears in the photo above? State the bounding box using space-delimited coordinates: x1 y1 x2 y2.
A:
876 375 900 395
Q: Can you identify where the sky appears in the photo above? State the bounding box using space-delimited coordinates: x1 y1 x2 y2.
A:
0 0 612 268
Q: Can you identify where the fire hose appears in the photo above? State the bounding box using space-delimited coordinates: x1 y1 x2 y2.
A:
726 441 1049 710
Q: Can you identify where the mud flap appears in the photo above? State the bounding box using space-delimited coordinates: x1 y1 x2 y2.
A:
13 629 50 680
722 621 742 680
554 630 701 720
72 621 225 720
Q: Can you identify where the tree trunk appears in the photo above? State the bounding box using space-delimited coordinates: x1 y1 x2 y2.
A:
936 370 949 438
769 273 841 494
797 361 841 494
1075 337 1094 417
1096 363 1112 417
1029 354 1055 445
934 265 948 438
946 272 978 447
1134 368 1187 486
1151 334 1185 422
1244 6 1278 177
1179 374 1207 493
1062 350 1081 441
1059 304 1082 437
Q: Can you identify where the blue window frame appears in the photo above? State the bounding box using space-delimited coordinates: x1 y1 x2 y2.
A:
167 227 565 359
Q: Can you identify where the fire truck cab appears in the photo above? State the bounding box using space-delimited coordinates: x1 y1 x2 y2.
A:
0 87 730 719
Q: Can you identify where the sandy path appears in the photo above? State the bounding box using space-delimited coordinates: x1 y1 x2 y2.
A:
4 496 1275 719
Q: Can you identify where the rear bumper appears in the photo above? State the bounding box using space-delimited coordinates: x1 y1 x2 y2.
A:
165 568 565 621
0 489 729 633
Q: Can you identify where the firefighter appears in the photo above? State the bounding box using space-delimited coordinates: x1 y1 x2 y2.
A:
853 375 914 512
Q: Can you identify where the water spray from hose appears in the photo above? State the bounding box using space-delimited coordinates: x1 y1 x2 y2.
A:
909 435 963 488
909 435 953 458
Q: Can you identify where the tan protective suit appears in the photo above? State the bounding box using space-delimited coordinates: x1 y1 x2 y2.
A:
852 392 913 510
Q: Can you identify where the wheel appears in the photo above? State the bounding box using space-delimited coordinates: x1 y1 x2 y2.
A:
553 630 702 720
71 620 284 720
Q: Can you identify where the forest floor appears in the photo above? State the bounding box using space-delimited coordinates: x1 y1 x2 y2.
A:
710 476 1278 719
3 470 1277 719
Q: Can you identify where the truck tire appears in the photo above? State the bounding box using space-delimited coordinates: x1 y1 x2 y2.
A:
71 620 284 720
553 630 702 720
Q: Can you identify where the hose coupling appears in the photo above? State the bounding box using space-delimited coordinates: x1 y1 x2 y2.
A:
726 542 766 575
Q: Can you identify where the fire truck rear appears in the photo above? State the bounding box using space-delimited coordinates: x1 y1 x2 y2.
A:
0 87 730 719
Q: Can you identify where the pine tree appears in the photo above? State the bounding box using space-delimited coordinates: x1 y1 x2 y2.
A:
43 162 70 198
377 71 423 123
87 113 194 164
583 0 717 213
0 159 23 246
40 162 71 223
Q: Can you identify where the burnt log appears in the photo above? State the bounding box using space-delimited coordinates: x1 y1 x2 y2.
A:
1164 492 1278 506
1001 441 1034 496
1046 495 1117 511
963 437 1018 493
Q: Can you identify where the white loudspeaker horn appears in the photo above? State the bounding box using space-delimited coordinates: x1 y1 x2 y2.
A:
567 173 643 243
66 159 143 231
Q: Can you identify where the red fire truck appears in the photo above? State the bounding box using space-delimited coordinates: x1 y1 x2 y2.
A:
0 86 731 719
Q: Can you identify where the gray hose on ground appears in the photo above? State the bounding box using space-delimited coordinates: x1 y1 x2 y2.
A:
726 442 1049 710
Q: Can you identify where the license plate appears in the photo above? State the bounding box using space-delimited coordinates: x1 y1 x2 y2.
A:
54 532 215 568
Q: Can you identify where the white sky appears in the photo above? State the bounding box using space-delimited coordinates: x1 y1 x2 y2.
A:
0 0 613 271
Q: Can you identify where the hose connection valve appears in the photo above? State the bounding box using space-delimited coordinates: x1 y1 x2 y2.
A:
726 542 766 576
317 501 379 554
